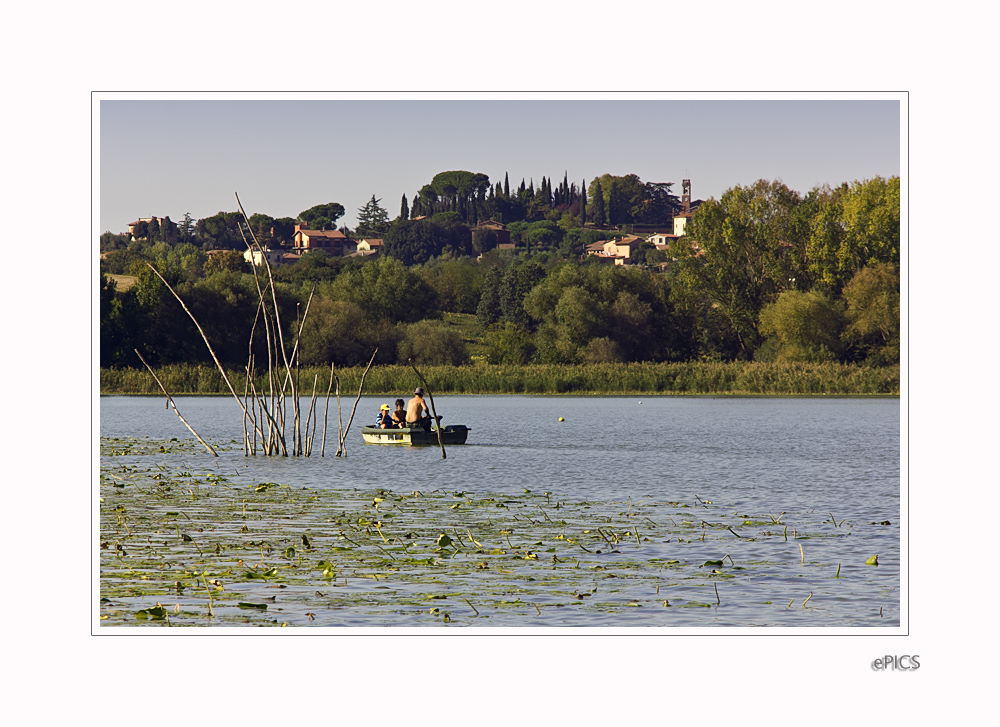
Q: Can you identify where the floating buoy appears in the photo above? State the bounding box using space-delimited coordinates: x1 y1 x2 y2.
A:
558 417 564 422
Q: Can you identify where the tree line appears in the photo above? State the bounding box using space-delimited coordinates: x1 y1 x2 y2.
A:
100 173 899 371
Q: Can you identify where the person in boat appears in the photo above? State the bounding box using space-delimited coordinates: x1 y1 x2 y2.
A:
391 399 407 428
406 387 433 430
375 403 393 429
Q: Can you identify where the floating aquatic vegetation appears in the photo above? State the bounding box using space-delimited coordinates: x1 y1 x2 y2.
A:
98 438 898 627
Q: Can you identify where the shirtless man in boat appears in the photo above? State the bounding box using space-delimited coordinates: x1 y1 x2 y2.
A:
406 388 433 430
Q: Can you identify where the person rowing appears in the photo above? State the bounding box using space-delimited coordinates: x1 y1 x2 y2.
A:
405 387 433 430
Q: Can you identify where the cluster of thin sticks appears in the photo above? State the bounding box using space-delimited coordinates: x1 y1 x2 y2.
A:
136 192 377 458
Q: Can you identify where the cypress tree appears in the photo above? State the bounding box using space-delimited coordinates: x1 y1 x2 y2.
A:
608 179 620 227
593 180 605 226
580 179 587 226
504 173 510 199
477 266 503 328
400 193 409 221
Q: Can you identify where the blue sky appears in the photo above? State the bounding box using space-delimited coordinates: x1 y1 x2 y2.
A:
98 96 900 234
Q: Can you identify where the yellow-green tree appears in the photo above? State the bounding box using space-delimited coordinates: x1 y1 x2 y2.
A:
807 177 900 292
757 290 845 363
841 263 900 364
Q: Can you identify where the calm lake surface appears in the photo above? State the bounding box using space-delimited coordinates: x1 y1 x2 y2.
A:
99 395 901 628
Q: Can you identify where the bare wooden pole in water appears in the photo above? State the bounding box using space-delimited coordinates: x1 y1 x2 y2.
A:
135 349 217 456
321 362 336 457
144 263 267 445
336 348 378 457
408 358 446 459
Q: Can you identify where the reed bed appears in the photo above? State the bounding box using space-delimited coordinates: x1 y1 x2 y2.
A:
102 361 900 396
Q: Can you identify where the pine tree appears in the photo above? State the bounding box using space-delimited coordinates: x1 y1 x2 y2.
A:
357 195 390 237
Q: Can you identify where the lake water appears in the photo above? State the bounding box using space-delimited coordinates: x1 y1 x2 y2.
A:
99 395 901 629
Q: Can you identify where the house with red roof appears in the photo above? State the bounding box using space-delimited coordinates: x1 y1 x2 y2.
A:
292 224 356 256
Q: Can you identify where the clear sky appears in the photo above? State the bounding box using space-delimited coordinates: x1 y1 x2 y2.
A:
98 95 900 234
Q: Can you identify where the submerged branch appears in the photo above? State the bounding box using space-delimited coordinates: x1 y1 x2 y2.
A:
337 348 378 457
135 349 217 456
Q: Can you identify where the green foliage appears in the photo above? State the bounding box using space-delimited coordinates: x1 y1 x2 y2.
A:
273 250 356 286
100 231 130 252
356 195 391 238
419 258 484 314
523 265 694 363
297 298 396 366
841 263 900 365
298 202 346 231
678 179 806 357
327 256 439 324
483 323 536 364
196 211 247 249
476 267 503 328
472 227 499 255
383 218 461 266
396 319 469 366
102 360 900 396
524 220 563 251
587 173 656 226
499 261 546 327
204 250 248 276
591 180 605 226
807 177 900 292
758 290 845 363
580 337 623 364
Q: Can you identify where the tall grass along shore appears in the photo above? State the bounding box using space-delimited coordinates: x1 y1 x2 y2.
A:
101 362 899 396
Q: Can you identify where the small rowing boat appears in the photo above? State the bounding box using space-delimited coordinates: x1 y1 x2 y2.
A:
361 424 471 446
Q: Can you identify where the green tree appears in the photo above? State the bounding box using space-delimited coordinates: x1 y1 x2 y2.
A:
472 227 499 256
589 174 646 226
356 195 391 238
580 337 623 364
807 177 900 292
270 217 297 247
382 218 459 265
499 261 546 327
400 194 409 221
297 298 395 366
592 180 605 226
841 262 900 365
204 250 248 275
676 179 805 358
180 212 196 243
483 322 536 364
196 211 247 249
396 320 469 365
757 290 845 363
327 256 438 324
525 220 563 251
247 213 275 246
298 202 346 231
419 257 484 314
476 266 503 328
